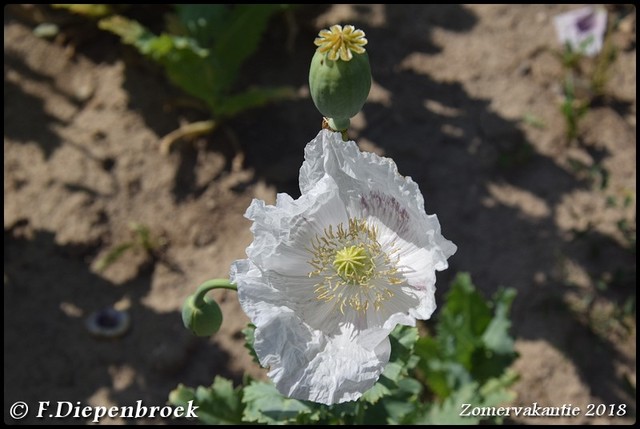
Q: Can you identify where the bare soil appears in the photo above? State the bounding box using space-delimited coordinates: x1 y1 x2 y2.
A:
4 5 636 425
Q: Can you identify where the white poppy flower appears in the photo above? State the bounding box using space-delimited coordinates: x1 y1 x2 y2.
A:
231 130 456 405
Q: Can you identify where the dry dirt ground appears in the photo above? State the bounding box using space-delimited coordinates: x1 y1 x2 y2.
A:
4 4 636 425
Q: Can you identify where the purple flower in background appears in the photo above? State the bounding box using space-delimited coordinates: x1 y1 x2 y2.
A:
575 11 596 33
553 6 607 57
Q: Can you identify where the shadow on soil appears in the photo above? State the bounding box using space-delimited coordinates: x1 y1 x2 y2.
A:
3 224 239 424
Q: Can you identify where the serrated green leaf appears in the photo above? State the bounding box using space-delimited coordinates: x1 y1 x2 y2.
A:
375 377 423 423
361 379 392 404
323 400 357 422
406 354 420 371
360 326 421 411
417 348 472 399
242 381 317 424
388 325 419 367
168 383 196 407
242 323 260 365
419 382 481 425
383 399 418 424
392 324 420 350
482 288 516 355
437 273 492 369
415 273 517 401
414 335 438 360
479 370 518 406
420 371 517 425
168 376 243 425
397 377 423 396
361 369 423 420
381 362 403 383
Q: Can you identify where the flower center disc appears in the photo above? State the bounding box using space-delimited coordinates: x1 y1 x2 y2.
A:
333 245 374 284
308 218 405 314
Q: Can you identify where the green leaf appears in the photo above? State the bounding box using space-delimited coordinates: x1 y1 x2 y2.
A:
242 323 260 365
391 324 420 352
381 362 404 383
383 399 419 424
211 5 284 91
415 336 448 397
130 222 155 251
362 326 423 424
99 16 216 105
437 273 493 369
419 382 482 425
361 379 392 404
162 47 218 110
94 242 135 272
168 383 196 406
99 16 149 50
482 288 516 355
360 325 421 409
479 370 518 409
100 7 290 118
53 4 113 18
415 273 518 400
168 376 243 424
416 348 472 399
242 381 318 424
388 325 419 368
380 376 424 424
174 5 230 47
419 371 517 425
471 289 518 382
321 401 358 424
397 377 423 396
216 86 295 118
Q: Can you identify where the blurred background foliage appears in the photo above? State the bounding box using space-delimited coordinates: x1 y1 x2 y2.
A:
53 4 296 152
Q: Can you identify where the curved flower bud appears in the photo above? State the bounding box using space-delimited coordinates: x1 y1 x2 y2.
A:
182 295 223 337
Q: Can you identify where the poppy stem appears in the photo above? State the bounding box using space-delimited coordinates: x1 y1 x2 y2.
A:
194 278 237 305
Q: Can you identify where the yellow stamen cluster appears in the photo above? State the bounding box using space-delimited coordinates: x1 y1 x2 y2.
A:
308 218 403 314
314 24 368 62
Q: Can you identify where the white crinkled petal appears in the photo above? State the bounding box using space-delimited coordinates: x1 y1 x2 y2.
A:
301 130 456 261
245 176 348 277
300 130 456 324
231 259 293 325
232 258 390 405
255 313 390 405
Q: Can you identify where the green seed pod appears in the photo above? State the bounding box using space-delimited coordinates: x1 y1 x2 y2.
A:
182 294 223 337
309 25 371 131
